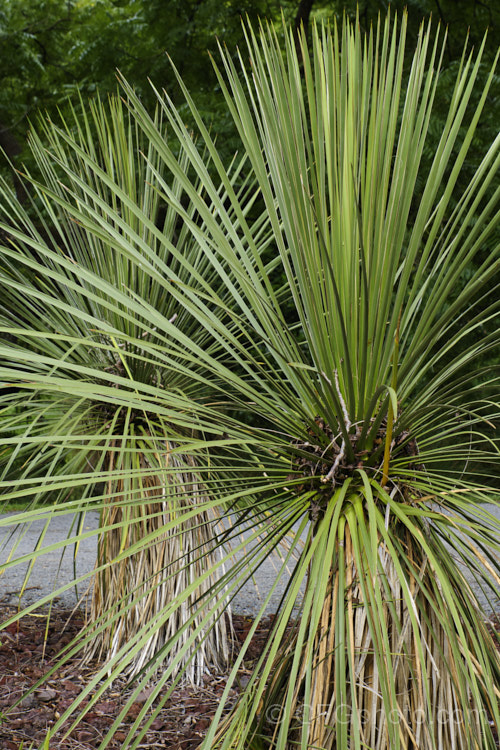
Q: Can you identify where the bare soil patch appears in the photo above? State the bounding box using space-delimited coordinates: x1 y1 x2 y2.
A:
0 607 271 749
1 607 498 749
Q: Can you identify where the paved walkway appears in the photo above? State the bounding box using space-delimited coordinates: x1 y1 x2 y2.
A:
0 511 304 616
1 505 498 615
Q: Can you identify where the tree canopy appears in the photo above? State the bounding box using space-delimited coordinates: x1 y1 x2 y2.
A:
1 0 498 176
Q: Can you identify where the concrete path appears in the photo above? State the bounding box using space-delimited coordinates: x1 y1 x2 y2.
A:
1 505 498 615
0 511 304 616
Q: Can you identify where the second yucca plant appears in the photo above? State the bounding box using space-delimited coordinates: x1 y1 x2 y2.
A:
0 96 246 683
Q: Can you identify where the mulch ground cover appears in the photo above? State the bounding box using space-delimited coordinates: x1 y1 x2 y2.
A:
0 607 273 750
1 607 499 749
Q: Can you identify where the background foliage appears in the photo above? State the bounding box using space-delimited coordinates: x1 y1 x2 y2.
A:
1 0 499 177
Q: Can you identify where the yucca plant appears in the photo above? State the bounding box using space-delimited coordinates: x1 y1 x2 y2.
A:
0 94 270 683
108 13 499 750
1 10 499 750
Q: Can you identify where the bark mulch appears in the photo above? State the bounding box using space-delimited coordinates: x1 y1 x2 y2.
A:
1 608 499 749
0 607 271 750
